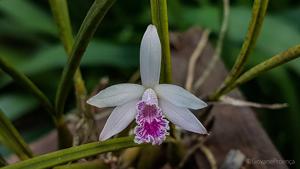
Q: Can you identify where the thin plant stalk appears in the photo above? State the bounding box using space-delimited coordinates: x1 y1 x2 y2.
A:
1 137 141 169
150 0 172 83
49 0 89 115
219 44 300 95
55 0 116 118
0 109 33 160
48 0 81 149
0 57 56 123
0 57 71 148
211 0 269 100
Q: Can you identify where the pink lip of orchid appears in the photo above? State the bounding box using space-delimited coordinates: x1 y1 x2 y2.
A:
87 25 208 145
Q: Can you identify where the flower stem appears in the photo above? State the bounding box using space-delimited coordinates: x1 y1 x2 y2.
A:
211 0 269 100
49 0 89 149
0 56 72 148
150 0 172 84
55 0 116 117
0 109 33 160
0 57 56 122
56 120 74 149
217 44 300 97
49 0 91 120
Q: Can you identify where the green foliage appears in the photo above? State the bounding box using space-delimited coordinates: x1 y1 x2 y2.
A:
2 137 140 169
53 160 109 169
55 0 116 117
0 57 54 119
0 0 299 168
0 109 33 160
0 0 57 35
0 94 37 120
1 41 138 81
212 0 269 100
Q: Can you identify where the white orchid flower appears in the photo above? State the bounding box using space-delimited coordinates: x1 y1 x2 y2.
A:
87 25 207 145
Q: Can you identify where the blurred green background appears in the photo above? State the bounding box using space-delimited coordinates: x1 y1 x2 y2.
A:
0 0 299 168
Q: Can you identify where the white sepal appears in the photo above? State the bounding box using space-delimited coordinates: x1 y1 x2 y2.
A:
99 100 138 141
155 84 207 110
140 25 162 88
160 99 207 134
87 83 144 108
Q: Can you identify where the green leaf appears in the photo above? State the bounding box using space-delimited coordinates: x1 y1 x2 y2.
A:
49 0 75 55
181 6 220 31
21 41 138 73
181 5 300 77
55 0 116 117
2 137 141 169
229 7 300 77
225 7 300 63
224 44 300 94
0 57 55 119
256 68 300 161
0 109 33 160
180 6 300 57
0 93 38 120
53 160 109 169
276 7 300 31
0 41 138 88
0 0 57 35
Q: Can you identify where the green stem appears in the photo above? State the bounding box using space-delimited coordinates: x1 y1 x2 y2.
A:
55 0 116 117
0 109 33 160
49 0 89 115
57 121 74 149
53 160 109 169
0 57 56 123
49 0 74 55
2 137 142 169
211 0 268 100
221 44 300 95
150 0 172 84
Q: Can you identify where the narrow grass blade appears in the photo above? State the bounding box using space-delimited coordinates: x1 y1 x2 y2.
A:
211 0 269 100
2 137 141 169
0 109 33 160
55 0 116 117
0 57 55 121
224 44 300 94
49 0 88 103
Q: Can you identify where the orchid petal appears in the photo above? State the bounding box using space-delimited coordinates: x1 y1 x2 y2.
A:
155 84 207 110
160 100 207 134
99 100 138 141
140 24 161 87
87 84 144 108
